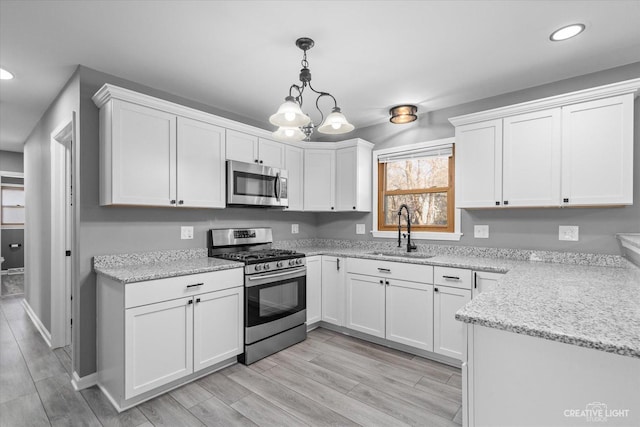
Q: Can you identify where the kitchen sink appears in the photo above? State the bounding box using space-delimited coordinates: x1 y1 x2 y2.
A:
367 251 435 259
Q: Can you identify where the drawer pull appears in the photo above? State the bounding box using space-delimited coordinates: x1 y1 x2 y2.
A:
186 283 204 289
442 275 460 281
377 268 391 273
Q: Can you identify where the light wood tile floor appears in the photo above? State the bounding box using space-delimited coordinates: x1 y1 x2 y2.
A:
0 295 462 426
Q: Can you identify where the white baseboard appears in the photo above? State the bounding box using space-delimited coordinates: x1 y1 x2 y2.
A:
72 371 98 391
21 299 52 348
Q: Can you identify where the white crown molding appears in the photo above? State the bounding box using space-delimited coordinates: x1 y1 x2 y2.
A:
449 78 640 126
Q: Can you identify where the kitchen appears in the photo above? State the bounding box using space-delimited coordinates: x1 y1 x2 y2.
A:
1 1 639 426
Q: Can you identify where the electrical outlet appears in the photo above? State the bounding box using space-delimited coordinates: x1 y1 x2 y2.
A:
356 224 365 234
180 226 194 240
291 224 299 234
559 225 579 241
474 225 489 238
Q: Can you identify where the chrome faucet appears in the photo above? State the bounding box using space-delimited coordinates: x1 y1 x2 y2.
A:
397 204 417 252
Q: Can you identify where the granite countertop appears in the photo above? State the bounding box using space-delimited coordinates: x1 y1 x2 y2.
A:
93 241 640 358
93 249 243 283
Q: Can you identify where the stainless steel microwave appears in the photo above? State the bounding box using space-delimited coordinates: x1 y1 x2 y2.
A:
226 160 288 207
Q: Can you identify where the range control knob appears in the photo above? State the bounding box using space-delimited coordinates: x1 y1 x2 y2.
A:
263 263 271 270
276 261 284 268
296 258 303 265
254 264 263 272
289 259 296 266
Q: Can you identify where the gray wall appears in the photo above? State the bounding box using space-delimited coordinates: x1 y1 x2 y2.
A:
317 62 640 254
75 66 318 376
0 151 24 172
23 71 80 332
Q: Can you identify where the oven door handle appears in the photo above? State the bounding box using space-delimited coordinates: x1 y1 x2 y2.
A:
246 267 306 286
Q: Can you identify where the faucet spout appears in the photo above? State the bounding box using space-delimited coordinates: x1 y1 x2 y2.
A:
397 204 417 252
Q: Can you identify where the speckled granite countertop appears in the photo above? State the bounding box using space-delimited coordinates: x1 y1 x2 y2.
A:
93 249 243 283
94 241 640 358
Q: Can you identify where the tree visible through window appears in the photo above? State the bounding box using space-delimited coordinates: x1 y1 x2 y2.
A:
378 151 454 233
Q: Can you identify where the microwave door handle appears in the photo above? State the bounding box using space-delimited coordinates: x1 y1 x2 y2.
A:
274 172 280 201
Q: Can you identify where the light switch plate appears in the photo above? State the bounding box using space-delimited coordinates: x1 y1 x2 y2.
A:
356 224 365 234
559 225 579 241
474 225 489 238
181 226 194 240
291 224 299 234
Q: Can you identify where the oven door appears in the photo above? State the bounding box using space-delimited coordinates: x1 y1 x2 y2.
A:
245 266 306 344
227 160 288 207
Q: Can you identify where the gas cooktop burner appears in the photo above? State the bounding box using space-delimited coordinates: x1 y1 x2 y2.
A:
216 249 302 264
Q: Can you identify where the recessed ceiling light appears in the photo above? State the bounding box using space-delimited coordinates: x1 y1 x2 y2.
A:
550 24 585 41
0 68 15 80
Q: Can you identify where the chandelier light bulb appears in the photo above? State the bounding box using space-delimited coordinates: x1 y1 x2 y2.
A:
285 128 294 137
284 112 296 121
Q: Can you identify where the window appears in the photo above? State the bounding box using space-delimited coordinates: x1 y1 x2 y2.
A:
376 143 455 234
1 185 25 226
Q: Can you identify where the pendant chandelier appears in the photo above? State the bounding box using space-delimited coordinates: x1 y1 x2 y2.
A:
269 37 354 142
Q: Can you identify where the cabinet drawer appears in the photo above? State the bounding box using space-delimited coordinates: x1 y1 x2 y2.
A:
347 258 434 284
125 268 244 308
434 266 472 290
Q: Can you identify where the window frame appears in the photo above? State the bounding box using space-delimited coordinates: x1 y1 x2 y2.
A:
371 138 462 241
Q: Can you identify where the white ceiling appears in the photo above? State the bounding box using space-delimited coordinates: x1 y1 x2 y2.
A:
1 0 640 152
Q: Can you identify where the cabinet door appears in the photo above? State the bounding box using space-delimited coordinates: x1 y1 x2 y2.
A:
561 94 634 206
193 287 243 372
321 256 345 326
125 297 193 398
455 119 503 208
176 117 226 208
335 146 357 211
258 138 285 168
472 271 504 299
226 130 258 164
386 279 434 351
284 144 304 211
304 149 335 211
306 256 322 325
345 273 385 338
111 100 176 206
433 286 471 360
503 109 561 207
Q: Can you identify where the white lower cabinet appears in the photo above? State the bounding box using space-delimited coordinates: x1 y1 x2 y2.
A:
321 256 346 326
386 279 434 351
125 297 193 398
306 256 322 325
433 285 471 359
97 268 244 410
345 273 386 337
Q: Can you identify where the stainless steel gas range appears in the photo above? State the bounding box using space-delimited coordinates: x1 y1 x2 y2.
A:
208 228 306 365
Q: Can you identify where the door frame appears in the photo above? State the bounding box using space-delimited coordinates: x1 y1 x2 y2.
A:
0 170 25 273
50 117 75 348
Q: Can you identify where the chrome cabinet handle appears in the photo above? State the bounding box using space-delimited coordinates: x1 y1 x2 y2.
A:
442 275 460 281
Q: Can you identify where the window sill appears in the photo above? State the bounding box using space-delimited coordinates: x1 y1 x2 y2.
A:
371 230 463 241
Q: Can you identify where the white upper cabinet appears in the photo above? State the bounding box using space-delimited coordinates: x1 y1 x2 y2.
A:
284 144 304 211
304 148 336 211
225 130 285 168
304 139 373 212
561 94 634 206
176 117 226 208
455 119 502 208
450 78 639 208
107 100 177 206
502 109 561 207
225 130 258 164
336 141 373 212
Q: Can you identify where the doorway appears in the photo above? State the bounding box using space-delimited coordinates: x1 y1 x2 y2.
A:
0 171 25 297
51 118 75 350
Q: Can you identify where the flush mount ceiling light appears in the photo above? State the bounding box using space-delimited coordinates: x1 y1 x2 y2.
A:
550 24 585 41
269 37 354 142
0 68 15 80
389 105 418 124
